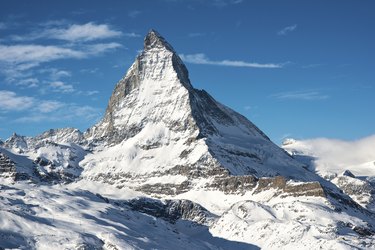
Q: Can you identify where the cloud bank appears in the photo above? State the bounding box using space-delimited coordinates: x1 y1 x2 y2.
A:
283 135 375 176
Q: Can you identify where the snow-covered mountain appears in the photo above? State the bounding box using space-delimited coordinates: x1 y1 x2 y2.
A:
1 30 375 249
82 30 323 195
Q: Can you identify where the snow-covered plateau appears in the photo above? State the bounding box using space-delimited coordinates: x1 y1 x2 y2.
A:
1 30 374 249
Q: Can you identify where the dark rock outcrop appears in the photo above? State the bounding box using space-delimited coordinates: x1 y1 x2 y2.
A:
126 197 215 225
0 153 17 179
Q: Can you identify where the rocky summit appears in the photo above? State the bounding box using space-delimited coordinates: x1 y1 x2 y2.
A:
1 30 375 249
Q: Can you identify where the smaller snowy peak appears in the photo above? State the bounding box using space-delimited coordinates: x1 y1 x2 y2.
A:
4 133 28 153
144 29 176 52
282 138 297 146
342 170 356 178
34 127 84 145
3 128 85 154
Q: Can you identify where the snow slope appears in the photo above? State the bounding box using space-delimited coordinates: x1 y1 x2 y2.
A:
0 181 258 250
1 180 374 249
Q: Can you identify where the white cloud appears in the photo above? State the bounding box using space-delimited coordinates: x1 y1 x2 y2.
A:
49 81 75 93
0 44 84 65
0 43 122 66
180 53 284 68
13 78 39 88
271 90 329 100
38 68 71 80
0 91 100 122
0 91 35 111
85 42 122 54
49 22 122 42
12 22 123 42
53 70 71 79
277 24 297 36
36 100 64 113
0 42 121 81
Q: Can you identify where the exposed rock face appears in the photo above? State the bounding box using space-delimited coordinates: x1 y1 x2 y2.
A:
125 197 215 225
0 153 17 179
332 175 375 211
256 176 325 197
208 175 325 197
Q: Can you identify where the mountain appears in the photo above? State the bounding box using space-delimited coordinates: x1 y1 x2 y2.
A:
1 30 375 249
82 30 322 195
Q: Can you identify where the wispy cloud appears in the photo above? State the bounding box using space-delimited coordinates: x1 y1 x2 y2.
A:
271 90 329 100
128 10 141 18
0 91 35 112
244 105 258 111
11 22 123 42
39 68 71 80
0 44 84 64
49 81 75 93
301 63 323 69
13 78 39 88
36 100 64 113
0 42 121 80
0 90 100 122
48 22 122 41
0 22 7 30
277 24 297 36
124 32 141 38
213 0 243 7
188 32 205 38
180 53 284 68
85 42 122 54
84 90 100 96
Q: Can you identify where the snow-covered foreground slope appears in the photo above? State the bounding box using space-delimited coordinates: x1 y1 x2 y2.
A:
1 180 374 249
0 180 258 250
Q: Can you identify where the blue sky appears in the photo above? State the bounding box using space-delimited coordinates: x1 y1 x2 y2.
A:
0 0 374 145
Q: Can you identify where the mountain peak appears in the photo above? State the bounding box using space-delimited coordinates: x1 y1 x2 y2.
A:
144 29 175 52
